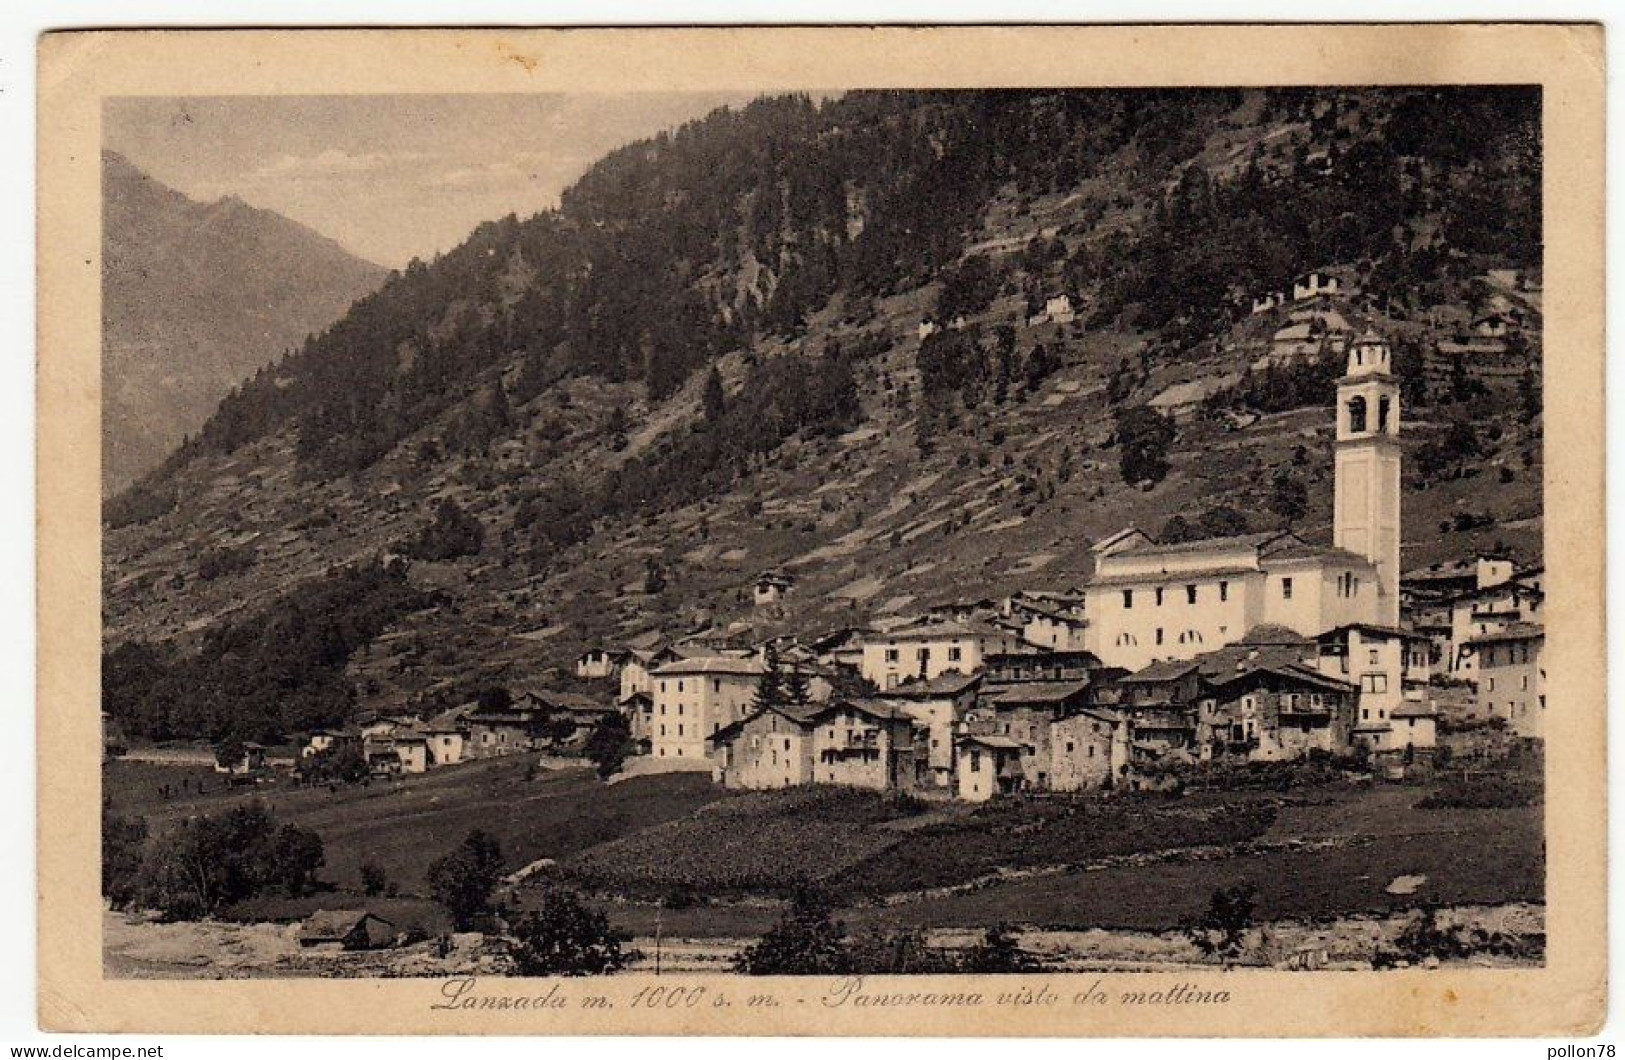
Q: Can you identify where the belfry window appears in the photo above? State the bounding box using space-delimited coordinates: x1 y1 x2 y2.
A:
1347 395 1368 433
1379 395 1393 432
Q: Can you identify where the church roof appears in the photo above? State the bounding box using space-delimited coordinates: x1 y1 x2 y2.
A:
1119 530 1291 559
1088 566 1260 588
1258 543 1377 568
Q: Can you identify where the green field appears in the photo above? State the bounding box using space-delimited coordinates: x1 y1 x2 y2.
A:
105 756 725 918
106 757 1543 942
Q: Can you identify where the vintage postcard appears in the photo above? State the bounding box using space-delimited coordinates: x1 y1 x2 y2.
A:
37 25 1604 1036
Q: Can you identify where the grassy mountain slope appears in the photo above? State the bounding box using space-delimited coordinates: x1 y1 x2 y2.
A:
102 88 1543 743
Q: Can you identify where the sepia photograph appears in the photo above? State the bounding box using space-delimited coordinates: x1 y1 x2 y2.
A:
95 80 1549 980
33 25 1605 1037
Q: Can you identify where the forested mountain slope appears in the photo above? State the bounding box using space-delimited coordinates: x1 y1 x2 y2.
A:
103 88 1543 744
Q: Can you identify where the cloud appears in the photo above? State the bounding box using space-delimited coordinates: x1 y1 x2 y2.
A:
433 161 523 188
429 153 587 189
241 148 425 183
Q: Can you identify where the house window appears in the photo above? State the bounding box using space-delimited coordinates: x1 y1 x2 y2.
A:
949 646 963 662
885 648 899 663
1219 580 1229 602
1361 674 1389 694
1088 745 1095 758
677 680 684 693
660 681 667 694
1123 590 1134 609
714 679 721 693
1368 649 1380 666
1487 677 1496 692
1281 577 1294 600
1155 587 1164 606
970 750 982 772
677 724 683 736
1186 584 1198 604
1155 628 1164 645
1065 741 1075 753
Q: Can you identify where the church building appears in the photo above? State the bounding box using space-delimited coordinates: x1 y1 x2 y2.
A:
1086 331 1402 671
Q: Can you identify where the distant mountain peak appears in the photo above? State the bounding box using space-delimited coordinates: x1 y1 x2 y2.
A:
102 153 387 495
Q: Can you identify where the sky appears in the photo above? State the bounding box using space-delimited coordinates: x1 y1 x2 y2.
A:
104 93 761 268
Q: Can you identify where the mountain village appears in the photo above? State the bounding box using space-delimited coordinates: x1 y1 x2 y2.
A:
267 330 1541 805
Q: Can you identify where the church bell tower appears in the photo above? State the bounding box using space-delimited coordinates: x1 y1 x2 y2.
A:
1334 330 1402 625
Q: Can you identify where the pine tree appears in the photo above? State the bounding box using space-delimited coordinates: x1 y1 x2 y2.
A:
753 644 788 712
702 365 726 423
785 663 812 707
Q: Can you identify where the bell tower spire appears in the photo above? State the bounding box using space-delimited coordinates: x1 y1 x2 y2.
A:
1334 330 1402 625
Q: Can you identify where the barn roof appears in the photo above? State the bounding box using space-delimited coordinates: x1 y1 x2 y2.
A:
299 909 393 942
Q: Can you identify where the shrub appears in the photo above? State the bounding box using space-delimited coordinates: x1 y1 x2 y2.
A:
584 712 635 779
1183 883 1258 968
133 802 324 919
847 926 957 975
958 924 1040 973
1372 907 1542 968
360 861 389 898
301 743 369 785
402 499 485 561
197 544 256 581
509 889 639 976
734 885 852 976
427 829 506 930
1114 405 1176 486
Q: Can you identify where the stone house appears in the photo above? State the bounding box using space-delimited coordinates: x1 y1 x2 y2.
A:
859 618 1022 690
808 699 919 791
1461 623 1545 739
1049 710 1128 792
955 734 1027 802
876 671 982 790
709 704 820 790
1199 663 1357 762
650 655 767 762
